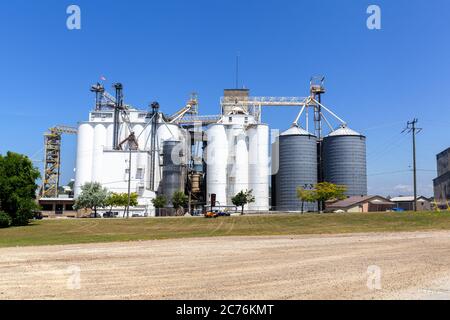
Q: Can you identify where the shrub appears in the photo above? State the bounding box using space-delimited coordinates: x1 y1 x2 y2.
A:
12 198 37 226
0 212 11 228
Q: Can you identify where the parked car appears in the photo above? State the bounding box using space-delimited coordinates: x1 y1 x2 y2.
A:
205 210 230 218
216 211 231 217
103 211 117 218
204 211 219 218
33 211 43 220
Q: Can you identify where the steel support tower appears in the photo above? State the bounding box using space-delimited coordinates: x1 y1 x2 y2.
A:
41 126 78 198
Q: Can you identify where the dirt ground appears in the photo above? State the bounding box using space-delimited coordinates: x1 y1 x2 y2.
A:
1 231 450 300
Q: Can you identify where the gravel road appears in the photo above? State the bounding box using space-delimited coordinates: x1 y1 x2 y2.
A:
1 231 450 299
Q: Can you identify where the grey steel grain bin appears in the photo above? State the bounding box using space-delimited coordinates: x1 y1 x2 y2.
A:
162 140 186 203
273 126 318 212
323 125 367 196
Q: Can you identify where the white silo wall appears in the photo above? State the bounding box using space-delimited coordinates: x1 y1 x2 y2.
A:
91 124 107 183
74 123 94 197
106 123 114 150
139 124 151 151
206 124 228 207
248 124 269 211
133 124 144 150
118 122 130 146
232 125 249 206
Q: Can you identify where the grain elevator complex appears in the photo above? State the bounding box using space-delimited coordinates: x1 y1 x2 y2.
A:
47 78 368 216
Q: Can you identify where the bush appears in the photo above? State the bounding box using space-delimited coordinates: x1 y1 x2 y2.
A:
0 212 11 228
13 198 37 226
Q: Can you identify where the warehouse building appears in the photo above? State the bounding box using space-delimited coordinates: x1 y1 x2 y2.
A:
390 196 431 211
434 147 450 206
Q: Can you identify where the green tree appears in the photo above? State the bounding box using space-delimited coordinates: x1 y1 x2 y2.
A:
123 192 139 217
105 192 121 211
315 182 347 212
73 182 109 218
151 195 167 216
232 190 255 215
296 187 317 213
172 191 188 215
105 192 138 217
0 212 12 228
0 152 40 226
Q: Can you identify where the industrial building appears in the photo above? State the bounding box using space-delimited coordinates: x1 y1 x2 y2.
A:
40 78 368 216
73 84 197 216
434 147 450 207
390 196 431 211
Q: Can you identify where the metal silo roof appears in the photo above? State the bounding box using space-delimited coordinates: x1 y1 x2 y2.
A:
328 125 362 137
280 125 314 136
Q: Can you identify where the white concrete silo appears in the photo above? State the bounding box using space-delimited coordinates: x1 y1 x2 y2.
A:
229 125 249 204
74 123 94 197
91 124 107 183
206 124 228 207
133 124 144 149
248 124 269 211
106 123 114 150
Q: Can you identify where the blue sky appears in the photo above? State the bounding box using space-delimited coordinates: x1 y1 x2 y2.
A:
0 0 449 197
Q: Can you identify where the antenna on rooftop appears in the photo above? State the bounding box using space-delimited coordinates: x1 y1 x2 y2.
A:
235 52 240 89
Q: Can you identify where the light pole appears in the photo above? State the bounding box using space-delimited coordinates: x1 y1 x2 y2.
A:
126 146 132 218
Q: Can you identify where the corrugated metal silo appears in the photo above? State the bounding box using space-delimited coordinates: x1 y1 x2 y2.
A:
153 123 183 191
162 140 186 202
323 125 367 196
274 126 318 211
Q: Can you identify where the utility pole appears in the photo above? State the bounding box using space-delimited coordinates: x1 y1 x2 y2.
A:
403 118 422 211
126 146 132 219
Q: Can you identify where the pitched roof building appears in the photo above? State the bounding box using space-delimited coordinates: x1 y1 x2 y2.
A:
389 196 431 211
326 195 395 213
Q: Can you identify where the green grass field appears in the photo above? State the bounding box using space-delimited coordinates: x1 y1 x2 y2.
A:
0 211 449 248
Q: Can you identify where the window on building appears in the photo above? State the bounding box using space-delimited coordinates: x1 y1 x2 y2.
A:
41 204 53 211
136 168 144 179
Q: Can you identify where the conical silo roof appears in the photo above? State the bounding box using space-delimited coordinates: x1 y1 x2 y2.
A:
327 125 362 137
280 125 314 136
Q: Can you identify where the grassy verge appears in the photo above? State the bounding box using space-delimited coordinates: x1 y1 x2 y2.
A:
0 211 449 248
